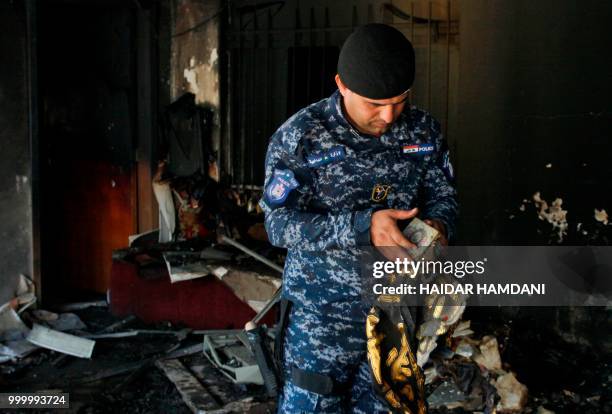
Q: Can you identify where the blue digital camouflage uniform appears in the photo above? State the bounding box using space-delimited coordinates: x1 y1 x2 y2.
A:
259 90 458 413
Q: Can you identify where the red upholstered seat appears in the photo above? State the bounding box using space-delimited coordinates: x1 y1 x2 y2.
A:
110 259 276 329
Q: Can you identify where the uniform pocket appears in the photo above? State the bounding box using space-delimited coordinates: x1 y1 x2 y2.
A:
280 381 321 413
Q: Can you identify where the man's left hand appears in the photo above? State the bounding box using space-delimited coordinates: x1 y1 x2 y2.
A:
424 219 448 246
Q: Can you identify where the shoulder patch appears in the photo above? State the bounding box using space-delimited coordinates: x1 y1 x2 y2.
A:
265 169 299 205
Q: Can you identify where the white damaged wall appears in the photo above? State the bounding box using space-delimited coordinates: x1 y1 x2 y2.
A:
171 0 221 155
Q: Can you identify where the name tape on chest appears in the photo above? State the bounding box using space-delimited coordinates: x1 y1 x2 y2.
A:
402 143 435 155
306 146 346 168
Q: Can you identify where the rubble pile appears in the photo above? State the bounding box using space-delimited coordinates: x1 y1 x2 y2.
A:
424 320 529 413
0 303 276 413
425 316 611 414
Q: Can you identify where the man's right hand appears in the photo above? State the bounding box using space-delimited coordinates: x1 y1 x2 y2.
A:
370 208 419 247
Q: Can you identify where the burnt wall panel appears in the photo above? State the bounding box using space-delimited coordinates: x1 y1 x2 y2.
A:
170 0 221 164
456 1 612 243
0 1 33 304
457 2 612 388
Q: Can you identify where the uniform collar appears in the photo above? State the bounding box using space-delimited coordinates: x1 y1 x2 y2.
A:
329 89 361 137
326 89 411 146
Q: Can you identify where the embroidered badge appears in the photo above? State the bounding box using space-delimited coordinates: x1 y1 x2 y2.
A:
306 146 346 168
371 184 391 203
266 169 299 205
402 144 435 155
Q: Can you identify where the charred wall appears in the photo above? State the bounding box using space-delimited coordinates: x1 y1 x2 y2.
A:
0 1 33 304
457 0 612 389
456 0 612 243
170 0 222 162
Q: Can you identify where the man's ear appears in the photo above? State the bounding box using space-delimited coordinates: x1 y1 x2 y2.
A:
335 74 347 96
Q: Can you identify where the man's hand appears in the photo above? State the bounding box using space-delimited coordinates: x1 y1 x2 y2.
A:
370 208 419 247
424 219 448 246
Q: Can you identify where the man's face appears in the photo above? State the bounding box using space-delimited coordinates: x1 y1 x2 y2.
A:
335 74 409 137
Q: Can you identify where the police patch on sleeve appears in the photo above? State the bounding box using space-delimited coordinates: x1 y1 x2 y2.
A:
265 169 300 205
441 150 454 180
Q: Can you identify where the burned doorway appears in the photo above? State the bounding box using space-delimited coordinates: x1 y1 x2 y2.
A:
37 1 138 304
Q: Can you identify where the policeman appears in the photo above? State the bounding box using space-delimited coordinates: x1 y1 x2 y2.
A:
259 23 458 413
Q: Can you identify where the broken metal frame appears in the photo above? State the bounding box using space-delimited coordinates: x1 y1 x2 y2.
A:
202 334 264 385
221 0 458 187
219 234 282 324
218 235 283 396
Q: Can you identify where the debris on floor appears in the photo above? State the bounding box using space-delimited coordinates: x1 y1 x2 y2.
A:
473 335 503 372
203 334 264 385
26 323 95 359
427 381 469 410
156 358 220 412
425 321 528 413
163 251 214 283
1 303 609 413
494 371 528 412
424 311 612 414
1 306 276 413
0 301 39 362
0 235 284 412
0 240 608 413
56 300 109 312
536 406 555 414
30 310 88 331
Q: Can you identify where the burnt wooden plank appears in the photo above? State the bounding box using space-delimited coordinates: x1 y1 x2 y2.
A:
156 358 219 413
